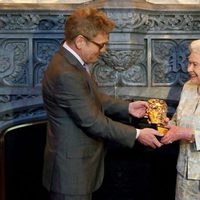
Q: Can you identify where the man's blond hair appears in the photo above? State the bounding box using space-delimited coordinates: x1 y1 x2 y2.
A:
64 7 115 42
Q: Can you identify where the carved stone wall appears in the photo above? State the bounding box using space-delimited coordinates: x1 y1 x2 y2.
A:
1 0 200 129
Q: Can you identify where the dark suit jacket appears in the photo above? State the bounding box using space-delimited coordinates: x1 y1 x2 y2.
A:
42 46 137 195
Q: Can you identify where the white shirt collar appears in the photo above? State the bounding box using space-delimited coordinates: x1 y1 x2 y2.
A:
63 41 84 66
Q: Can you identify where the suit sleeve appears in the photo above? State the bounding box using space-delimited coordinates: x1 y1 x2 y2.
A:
97 91 131 122
54 71 136 148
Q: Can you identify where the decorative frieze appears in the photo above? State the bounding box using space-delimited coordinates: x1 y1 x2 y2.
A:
0 13 66 31
106 11 200 32
0 11 199 32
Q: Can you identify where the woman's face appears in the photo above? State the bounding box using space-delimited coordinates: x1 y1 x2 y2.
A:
187 52 200 85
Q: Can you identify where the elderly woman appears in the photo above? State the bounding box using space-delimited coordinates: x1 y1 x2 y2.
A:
161 39 200 200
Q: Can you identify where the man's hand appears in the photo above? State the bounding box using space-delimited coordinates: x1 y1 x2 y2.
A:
137 128 163 148
129 101 148 118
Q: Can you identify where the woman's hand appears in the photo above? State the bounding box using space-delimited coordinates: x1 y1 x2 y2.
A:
161 125 194 144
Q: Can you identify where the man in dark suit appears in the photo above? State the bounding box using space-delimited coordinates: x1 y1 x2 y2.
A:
42 7 162 200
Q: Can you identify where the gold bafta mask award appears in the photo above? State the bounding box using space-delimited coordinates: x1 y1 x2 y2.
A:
147 98 168 134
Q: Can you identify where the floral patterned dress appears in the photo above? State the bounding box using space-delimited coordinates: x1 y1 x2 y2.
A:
172 80 200 200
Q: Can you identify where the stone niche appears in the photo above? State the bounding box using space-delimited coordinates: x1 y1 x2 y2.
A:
1 0 200 129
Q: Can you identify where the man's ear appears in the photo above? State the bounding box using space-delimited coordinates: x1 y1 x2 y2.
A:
74 35 86 50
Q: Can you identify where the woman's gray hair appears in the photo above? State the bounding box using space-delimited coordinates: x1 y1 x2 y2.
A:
189 39 200 54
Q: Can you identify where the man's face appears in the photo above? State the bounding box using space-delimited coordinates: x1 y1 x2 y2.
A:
80 32 109 64
188 52 200 85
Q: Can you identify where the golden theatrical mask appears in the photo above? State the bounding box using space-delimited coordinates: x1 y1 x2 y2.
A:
147 98 168 134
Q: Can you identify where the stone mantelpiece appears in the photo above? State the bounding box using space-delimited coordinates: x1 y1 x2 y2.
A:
1 0 200 10
1 0 92 3
146 0 200 4
1 0 200 130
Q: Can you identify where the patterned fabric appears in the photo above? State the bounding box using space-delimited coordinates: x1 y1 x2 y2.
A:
175 173 200 200
172 80 200 199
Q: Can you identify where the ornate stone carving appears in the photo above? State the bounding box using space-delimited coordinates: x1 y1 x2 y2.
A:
0 105 46 131
152 39 190 86
107 11 199 32
0 95 10 103
0 94 38 103
0 13 66 31
33 39 61 86
0 11 199 33
93 49 146 86
0 39 28 86
0 4 199 129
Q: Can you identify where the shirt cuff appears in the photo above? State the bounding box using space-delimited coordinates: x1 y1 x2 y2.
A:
136 129 140 139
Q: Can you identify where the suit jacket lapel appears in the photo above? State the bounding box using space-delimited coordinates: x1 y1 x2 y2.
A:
58 45 84 72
